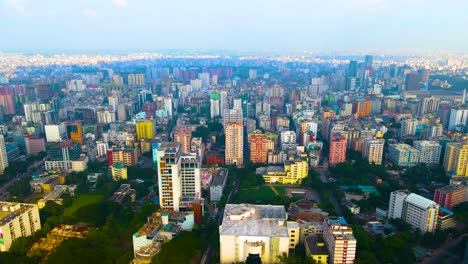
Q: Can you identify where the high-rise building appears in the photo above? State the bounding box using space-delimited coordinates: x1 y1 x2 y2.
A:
174 126 196 154
405 72 421 91
0 202 41 252
249 69 257 79
388 190 409 219
220 90 229 114
419 96 440 115
323 218 356 264
362 138 385 165
348 60 358 77
223 109 243 126
127 73 145 86
45 140 82 171
136 120 156 140
219 204 299 264
210 93 220 118
448 108 468 130
156 142 201 211
107 146 139 167
400 118 419 138
413 141 441 166
388 144 420 167
388 190 439 233
44 123 67 143
0 94 15 114
434 185 465 210
66 121 83 144
402 194 439 233
329 134 347 166
0 135 8 175
24 136 46 156
281 131 296 145
443 142 468 176
250 133 269 163
225 122 244 167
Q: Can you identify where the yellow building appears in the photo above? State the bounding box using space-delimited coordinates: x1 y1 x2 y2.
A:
258 156 308 184
136 120 155 140
443 143 468 176
0 202 41 252
111 163 128 181
305 235 329 264
287 221 300 249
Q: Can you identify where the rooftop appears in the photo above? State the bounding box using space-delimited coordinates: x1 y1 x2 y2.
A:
0 202 37 226
211 168 228 186
305 235 329 256
220 204 289 237
405 193 438 209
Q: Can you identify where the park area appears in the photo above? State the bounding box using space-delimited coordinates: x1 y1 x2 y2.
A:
63 193 104 217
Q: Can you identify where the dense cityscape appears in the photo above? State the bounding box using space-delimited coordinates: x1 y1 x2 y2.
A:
2 0 468 263
0 51 467 264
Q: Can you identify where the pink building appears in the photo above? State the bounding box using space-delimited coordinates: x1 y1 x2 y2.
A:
0 94 15 114
25 136 46 156
329 133 347 166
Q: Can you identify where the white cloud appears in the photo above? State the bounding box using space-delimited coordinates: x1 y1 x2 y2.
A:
82 8 97 17
113 0 128 8
4 0 27 15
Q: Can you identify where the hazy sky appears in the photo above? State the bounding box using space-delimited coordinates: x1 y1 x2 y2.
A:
1 0 468 52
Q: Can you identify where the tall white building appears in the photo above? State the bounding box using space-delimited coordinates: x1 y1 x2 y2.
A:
233 98 242 111
400 118 419 138
156 142 201 212
388 143 420 167
96 110 116 124
402 194 439 233
0 135 8 175
413 141 441 166
219 204 299 264
210 95 220 119
220 90 229 114
281 131 297 144
448 108 468 130
388 190 439 233
223 109 243 126
44 123 67 142
388 190 410 219
198 73 210 88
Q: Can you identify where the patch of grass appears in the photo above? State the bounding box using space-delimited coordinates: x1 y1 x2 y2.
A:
273 185 303 196
234 186 276 204
63 193 104 217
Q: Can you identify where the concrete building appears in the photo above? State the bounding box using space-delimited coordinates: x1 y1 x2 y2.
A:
173 126 195 154
402 193 439 233
257 155 309 185
413 141 441 166
249 133 269 164
210 168 228 202
400 118 419 138
322 218 356 264
0 135 8 175
448 108 468 130
107 146 139 167
225 122 244 167
388 190 439 233
45 123 67 142
45 140 82 171
419 96 440 115
362 138 384 165
219 204 299 264
111 163 128 181
128 73 145 86
223 109 243 126
329 134 347 166
388 190 410 219
136 120 156 140
210 93 220 118
443 142 468 177
0 202 41 252
388 144 420 167
280 131 296 144
156 142 201 211
434 185 465 210
305 235 329 264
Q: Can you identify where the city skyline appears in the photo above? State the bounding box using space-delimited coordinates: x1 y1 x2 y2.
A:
1 0 468 52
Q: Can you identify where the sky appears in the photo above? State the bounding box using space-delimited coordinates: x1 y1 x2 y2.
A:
1 0 468 53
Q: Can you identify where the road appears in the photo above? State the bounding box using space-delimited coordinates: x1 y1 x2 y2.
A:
0 159 45 200
422 234 468 264
317 167 343 216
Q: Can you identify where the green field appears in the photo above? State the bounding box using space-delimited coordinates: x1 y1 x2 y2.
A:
64 193 104 216
233 186 277 204
272 185 303 196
